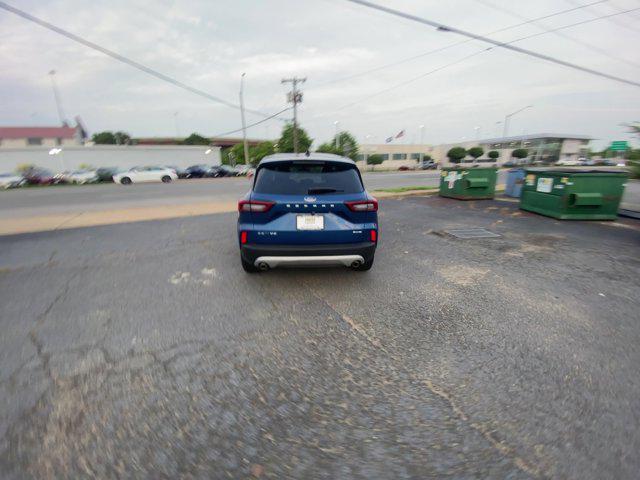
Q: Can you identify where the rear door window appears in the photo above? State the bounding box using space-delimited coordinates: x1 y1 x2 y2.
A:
254 161 363 195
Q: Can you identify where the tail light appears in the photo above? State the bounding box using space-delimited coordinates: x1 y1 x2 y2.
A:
240 231 248 244
345 199 378 212
238 200 275 213
370 230 377 242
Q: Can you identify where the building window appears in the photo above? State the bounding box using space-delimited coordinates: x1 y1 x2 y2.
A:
27 137 42 145
392 153 407 160
379 154 389 161
355 154 365 161
410 153 421 160
56 137 63 145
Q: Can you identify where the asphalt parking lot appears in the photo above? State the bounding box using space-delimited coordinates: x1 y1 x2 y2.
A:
1 195 639 479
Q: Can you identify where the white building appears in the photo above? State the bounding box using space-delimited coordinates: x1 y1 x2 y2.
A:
358 133 592 169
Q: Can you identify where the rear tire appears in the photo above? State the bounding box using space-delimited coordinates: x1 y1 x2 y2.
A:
353 257 374 271
241 256 259 273
120 177 132 185
161 176 172 183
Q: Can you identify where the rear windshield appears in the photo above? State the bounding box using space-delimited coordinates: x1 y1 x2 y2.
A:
254 161 363 195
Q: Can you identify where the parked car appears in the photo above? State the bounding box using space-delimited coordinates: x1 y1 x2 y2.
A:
112 166 178 185
419 160 437 169
237 153 378 272
0 173 25 189
209 165 234 177
96 167 122 182
184 165 211 178
67 170 99 184
22 167 55 185
398 165 415 171
163 165 188 178
234 165 252 176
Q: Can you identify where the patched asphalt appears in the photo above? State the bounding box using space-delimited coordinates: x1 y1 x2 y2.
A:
0 196 639 479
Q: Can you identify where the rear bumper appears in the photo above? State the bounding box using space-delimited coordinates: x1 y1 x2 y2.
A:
241 242 376 265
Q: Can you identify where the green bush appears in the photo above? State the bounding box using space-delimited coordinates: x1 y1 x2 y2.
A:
447 147 467 163
467 147 484 161
488 150 500 159
366 154 384 170
512 148 528 159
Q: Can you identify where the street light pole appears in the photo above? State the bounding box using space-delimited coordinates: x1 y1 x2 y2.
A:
503 105 532 138
334 121 340 150
48 70 66 125
281 77 306 153
239 73 250 166
419 124 425 164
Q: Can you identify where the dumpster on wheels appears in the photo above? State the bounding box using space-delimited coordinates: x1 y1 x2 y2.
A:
439 167 497 200
520 169 628 220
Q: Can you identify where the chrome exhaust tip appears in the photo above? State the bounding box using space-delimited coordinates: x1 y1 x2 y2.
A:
257 262 270 271
351 260 363 268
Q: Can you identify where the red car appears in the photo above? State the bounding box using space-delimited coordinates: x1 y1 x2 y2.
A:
23 167 55 185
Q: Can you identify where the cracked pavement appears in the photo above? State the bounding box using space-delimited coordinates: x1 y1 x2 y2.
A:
0 196 639 479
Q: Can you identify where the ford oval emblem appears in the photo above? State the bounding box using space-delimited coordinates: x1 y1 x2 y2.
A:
304 196 317 203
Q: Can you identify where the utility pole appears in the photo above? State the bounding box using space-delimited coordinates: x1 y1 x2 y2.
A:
48 70 66 125
239 73 250 166
503 105 532 138
281 77 306 153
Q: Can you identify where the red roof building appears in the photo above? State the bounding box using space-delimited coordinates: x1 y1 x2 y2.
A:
0 125 84 148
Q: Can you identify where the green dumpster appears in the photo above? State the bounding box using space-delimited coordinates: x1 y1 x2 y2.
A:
520 169 628 220
439 167 497 200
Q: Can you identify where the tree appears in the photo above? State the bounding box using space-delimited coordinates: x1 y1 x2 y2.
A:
182 133 210 145
331 131 359 160
512 148 528 159
277 123 312 153
488 150 500 160
366 154 384 171
114 131 131 145
92 131 117 144
317 142 339 155
250 141 275 166
228 143 246 164
467 147 484 162
447 147 467 164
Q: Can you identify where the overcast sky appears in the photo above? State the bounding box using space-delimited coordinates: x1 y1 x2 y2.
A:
1 0 639 149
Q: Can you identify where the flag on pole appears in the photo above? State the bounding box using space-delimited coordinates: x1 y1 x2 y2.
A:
395 130 405 139
385 137 393 143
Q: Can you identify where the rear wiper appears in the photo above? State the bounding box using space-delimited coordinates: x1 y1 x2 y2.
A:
307 187 344 194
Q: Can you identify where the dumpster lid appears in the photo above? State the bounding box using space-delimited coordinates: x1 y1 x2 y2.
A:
524 167 627 175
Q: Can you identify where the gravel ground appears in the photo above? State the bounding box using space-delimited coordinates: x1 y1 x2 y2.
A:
0 196 638 479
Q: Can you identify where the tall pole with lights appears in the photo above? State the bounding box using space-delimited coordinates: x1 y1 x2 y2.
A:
281 77 306 153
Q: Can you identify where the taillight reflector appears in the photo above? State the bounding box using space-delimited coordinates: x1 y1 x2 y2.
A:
345 199 378 212
238 200 275 213
370 230 377 242
240 231 248 244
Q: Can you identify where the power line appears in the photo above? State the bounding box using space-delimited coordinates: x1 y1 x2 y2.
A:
0 1 279 119
211 107 292 138
315 0 609 87
566 0 640 34
474 0 640 70
332 49 490 112
344 0 640 88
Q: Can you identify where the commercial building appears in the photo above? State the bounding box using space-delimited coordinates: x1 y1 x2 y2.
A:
356 143 434 169
359 133 592 169
433 133 592 167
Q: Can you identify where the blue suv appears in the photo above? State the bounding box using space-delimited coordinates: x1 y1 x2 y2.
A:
238 153 378 272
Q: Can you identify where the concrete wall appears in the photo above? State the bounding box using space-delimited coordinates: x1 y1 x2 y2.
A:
0 145 221 173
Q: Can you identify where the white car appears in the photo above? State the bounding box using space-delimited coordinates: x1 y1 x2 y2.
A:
113 166 178 185
0 173 25 189
556 159 581 166
67 170 98 184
